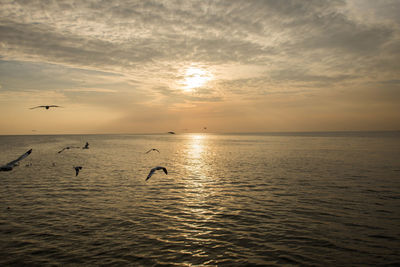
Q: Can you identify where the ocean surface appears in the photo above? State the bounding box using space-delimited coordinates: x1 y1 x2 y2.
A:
1 132 399 266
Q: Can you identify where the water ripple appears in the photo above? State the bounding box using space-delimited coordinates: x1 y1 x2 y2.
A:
1 133 400 265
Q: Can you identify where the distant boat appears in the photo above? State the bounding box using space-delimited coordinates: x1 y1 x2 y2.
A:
0 149 33 172
168 131 175 134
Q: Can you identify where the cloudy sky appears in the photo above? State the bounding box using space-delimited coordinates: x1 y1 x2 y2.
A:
1 0 399 134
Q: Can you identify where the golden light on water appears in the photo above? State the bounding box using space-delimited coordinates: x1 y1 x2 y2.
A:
190 134 205 156
183 133 208 195
181 134 218 243
180 67 213 92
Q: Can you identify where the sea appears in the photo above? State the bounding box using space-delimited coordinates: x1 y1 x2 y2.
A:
0 132 399 266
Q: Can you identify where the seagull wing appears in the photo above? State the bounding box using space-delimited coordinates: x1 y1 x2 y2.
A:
145 149 152 154
154 149 160 153
58 147 66 153
5 149 33 167
30 106 45 109
162 167 168 175
146 168 156 181
49 105 63 108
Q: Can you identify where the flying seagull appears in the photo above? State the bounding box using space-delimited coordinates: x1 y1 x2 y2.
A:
145 148 160 154
168 131 175 134
58 146 80 153
146 166 168 181
30 105 63 110
0 149 33 172
74 166 82 176
82 142 89 149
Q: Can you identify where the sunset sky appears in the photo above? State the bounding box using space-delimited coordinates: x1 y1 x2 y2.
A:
1 0 399 134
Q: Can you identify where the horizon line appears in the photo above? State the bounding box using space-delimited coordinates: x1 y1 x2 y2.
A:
0 130 399 136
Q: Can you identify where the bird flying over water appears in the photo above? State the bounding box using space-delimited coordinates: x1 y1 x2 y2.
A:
74 166 82 176
82 142 89 149
146 166 168 181
145 148 160 154
30 105 63 110
168 131 175 134
0 149 33 172
58 146 80 153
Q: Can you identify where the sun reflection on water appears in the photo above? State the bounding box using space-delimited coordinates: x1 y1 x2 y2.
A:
183 134 208 196
177 134 224 257
189 134 205 159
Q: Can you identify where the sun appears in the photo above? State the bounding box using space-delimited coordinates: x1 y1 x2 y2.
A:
180 67 213 91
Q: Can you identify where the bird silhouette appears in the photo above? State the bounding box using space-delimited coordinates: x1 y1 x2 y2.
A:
146 166 168 181
58 146 80 153
30 105 63 110
1 149 33 171
145 148 160 154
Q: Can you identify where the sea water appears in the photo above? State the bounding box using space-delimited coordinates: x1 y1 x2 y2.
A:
0 132 399 265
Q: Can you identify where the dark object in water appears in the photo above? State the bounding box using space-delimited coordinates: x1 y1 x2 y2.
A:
168 131 175 134
82 142 89 149
74 166 83 176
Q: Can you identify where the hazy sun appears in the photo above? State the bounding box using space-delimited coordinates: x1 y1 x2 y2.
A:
180 67 213 91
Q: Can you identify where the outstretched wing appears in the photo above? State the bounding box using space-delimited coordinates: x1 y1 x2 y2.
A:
5 149 33 167
146 168 156 181
146 166 168 181
30 106 45 109
49 105 62 108
146 148 160 154
58 147 66 153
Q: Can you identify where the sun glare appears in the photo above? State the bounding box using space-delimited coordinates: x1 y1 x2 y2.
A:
180 67 213 91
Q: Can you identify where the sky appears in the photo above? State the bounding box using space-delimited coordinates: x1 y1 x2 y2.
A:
0 0 399 134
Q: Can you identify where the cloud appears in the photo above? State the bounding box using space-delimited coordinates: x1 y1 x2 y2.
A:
1 0 397 72
153 85 223 103
1 0 400 132
63 88 117 93
379 79 400 85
